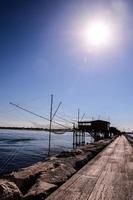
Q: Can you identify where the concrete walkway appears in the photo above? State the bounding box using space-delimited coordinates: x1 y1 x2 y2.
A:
46 136 133 200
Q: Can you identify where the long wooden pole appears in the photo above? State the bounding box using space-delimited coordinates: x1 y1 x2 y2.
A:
48 94 53 155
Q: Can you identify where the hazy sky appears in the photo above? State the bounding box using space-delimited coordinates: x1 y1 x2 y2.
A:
0 0 133 130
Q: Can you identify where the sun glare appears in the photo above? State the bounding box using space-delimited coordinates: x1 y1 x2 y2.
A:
85 20 112 48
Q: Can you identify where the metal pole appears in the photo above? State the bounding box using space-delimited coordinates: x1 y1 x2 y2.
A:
52 101 62 120
48 94 53 155
9 102 69 129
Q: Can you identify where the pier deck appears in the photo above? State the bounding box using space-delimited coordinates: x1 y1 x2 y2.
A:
46 135 133 200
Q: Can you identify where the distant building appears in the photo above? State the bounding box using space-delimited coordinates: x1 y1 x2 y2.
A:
78 120 110 131
110 126 121 136
78 120 111 140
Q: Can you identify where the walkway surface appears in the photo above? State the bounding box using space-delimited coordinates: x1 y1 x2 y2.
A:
46 136 133 200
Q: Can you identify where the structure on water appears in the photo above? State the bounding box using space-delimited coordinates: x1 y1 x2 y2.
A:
9 101 121 151
73 120 111 148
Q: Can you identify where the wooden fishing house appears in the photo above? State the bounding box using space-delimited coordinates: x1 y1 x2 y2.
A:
73 120 111 148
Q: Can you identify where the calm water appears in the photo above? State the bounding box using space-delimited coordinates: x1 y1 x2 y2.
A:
0 129 91 175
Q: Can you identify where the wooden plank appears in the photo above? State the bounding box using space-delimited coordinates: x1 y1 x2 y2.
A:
46 136 133 200
87 136 133 200
88 167 130 200
64 175 96 194
46 189 81 200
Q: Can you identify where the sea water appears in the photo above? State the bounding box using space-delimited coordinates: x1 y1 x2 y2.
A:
0 129 91 175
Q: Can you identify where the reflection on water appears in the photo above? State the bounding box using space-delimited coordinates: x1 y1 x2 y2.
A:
0 129 92 175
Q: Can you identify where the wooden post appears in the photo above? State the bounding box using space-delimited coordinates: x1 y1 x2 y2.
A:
78 109 80 123
73 123 75 149
48 94 53 155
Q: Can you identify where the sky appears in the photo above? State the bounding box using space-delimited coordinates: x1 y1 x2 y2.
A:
0 0 133 131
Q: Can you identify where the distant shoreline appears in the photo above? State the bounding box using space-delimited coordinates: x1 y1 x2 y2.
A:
0 127 72 132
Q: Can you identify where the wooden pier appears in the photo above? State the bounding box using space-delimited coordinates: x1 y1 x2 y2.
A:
46 135 133 200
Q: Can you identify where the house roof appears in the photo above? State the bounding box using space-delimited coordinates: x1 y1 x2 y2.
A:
78 120 110 124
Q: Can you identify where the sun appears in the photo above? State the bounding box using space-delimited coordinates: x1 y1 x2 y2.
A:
85 20 112 48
